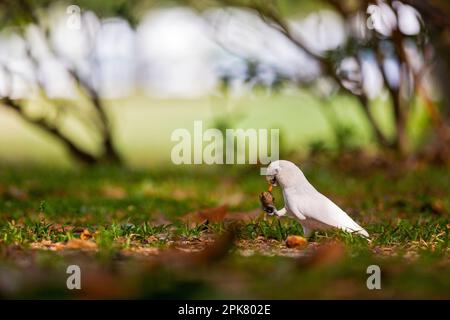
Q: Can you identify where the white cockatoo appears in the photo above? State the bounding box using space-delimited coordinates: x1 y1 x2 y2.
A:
264 160 369 238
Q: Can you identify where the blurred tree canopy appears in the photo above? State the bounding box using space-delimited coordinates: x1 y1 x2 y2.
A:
206 0 450 160
0 0 449 165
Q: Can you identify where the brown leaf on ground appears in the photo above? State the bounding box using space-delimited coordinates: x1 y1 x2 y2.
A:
121 247 160 257
236 238 310 258
172 188 196 200
259 191 275 207
7 187 28 200
285 235 308 249
300 241 346 267
30 240 65 251
193 231 235 263
71 214 94 224
181 205 228 226
164 231 235 267
151 212 172 225
80 229 92 240
79 269 132 299
101 185 126 199
198 205 228 222
147 235 159 242
49 224 75 232
30 240 52 250
225 209 262 222
66 239 98 250
431 199 446 215
72 226 87 233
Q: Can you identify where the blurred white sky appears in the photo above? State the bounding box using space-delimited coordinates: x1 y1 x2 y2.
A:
0 3 423 100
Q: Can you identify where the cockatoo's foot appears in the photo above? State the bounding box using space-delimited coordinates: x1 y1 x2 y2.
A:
301 226 313 238
259 192 276 215
274 207 287 217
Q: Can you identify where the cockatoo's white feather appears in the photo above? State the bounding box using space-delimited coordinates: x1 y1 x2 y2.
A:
265 160 369 238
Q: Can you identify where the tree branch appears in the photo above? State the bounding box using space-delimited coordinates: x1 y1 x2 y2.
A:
230 0 391 148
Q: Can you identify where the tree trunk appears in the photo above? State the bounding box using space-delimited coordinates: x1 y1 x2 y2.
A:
390 88 409 155
71 72 122 165
357 95 392 149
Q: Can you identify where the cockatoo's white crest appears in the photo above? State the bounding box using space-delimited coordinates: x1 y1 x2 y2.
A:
265 160 369 238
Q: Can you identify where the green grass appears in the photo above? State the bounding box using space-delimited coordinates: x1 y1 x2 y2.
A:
0 90 430 168
0 162 448 299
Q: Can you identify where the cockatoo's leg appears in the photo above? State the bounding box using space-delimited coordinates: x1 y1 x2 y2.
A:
274 207 287 217
302 225 312 237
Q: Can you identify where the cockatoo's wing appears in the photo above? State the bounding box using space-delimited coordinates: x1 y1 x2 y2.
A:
288 190 369 237
282 190 306 220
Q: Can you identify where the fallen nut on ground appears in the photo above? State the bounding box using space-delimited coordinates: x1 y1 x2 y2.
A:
259 191 276 213
285 235 308 249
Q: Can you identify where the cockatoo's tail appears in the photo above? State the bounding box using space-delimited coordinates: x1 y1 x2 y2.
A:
259 191 276 214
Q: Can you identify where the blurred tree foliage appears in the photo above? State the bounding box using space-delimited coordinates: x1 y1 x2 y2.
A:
0 0 135 164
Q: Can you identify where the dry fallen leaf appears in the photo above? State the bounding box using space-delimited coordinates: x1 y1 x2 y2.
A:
121 247 160 257
224 209 261 222
151 212 172 225
147 235 159 242
30 240 65 251
307 241 345 267
53 243 66 251
7 186 28 200
193 231 235 263
79 269 131 299
181 205 228 226
219 192 245 206
49 224 75 232
198 205 229 222
431 199 445 215
259 191 276 214
164 231 235 267
285 235 308 249
30 240 53 250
